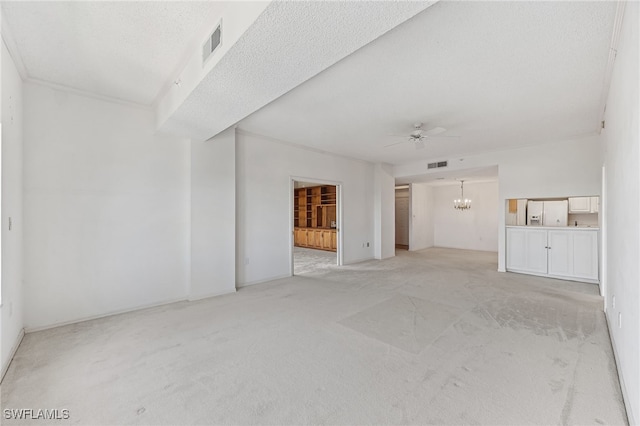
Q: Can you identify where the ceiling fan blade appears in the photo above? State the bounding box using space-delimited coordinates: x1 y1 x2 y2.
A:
415 140 425 150
384 140 409 148
428 135 460 139
424 126 447 136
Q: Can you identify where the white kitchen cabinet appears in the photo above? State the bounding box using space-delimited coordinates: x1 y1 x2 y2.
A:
589 196 599 213
547 230 573 277
506 227 598 283
506 227 548 274
568 197 591 213
572 231 599 280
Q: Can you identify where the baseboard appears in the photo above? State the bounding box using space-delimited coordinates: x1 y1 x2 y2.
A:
604 312 636 426
24 296 187 333
187 288 236 302
236 273 292 288
343 256 375 265
1 328 25 384
506 269 599 285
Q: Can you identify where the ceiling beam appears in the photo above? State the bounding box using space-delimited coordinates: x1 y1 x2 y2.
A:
157 1 438 141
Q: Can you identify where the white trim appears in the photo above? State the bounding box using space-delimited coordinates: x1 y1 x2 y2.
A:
600 165 607 301
1 16 28 80
291 175 343 189
505 269 599 285
343 256 375 265
2 19 151 110
187 288 236 302
408 184 414 250
605 313 635 426
24 78 152 111
598 1 627 124
290 178 295 277
0 328 25 384
337 184 344 266
24 297 186 333
236 273 292 288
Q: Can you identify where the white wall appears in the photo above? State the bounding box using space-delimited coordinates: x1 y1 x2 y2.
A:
394 135 602 271
601 2 639 424
409 183 434 251
235 131 374 286
374 163 395 259
433 181 498 252
1 40 24 378
23 83 191 330
190 128 236 300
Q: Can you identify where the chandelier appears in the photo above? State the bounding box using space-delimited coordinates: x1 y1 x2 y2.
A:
453 180 471 210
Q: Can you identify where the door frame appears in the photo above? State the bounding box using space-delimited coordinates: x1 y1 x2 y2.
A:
289 176 343 276
600 165 607 302
394 184 411 249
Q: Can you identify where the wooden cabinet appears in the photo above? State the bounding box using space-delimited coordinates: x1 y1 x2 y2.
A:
294 228 307 246
294 227 337 252
506 227 598 283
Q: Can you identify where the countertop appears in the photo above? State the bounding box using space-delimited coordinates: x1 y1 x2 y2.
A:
506 225 599 230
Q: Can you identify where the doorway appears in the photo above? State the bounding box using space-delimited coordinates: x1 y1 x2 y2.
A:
291 179 341 275
395 185 410 250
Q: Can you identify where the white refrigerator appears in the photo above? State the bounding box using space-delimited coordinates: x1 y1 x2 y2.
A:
527 200 568 226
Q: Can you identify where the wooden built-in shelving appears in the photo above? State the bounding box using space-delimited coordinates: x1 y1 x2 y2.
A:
294 185 337 252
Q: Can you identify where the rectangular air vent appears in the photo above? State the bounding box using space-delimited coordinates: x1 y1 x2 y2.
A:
427 160 448 169
202 22 222 65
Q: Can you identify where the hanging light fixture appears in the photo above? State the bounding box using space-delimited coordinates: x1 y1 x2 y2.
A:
453 180 471 210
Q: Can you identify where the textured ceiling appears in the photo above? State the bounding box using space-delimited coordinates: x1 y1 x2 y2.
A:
2 1 217 105
158 1 436 140
396 166 499 186
238 1 617 165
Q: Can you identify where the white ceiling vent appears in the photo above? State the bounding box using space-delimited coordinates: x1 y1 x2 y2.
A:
427 161 448 169
202 22 222 65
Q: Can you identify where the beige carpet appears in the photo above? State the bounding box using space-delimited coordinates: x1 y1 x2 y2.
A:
1 248 627 425
293 246 337 275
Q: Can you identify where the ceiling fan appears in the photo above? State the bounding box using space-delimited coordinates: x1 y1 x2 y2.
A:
385 123 458 149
